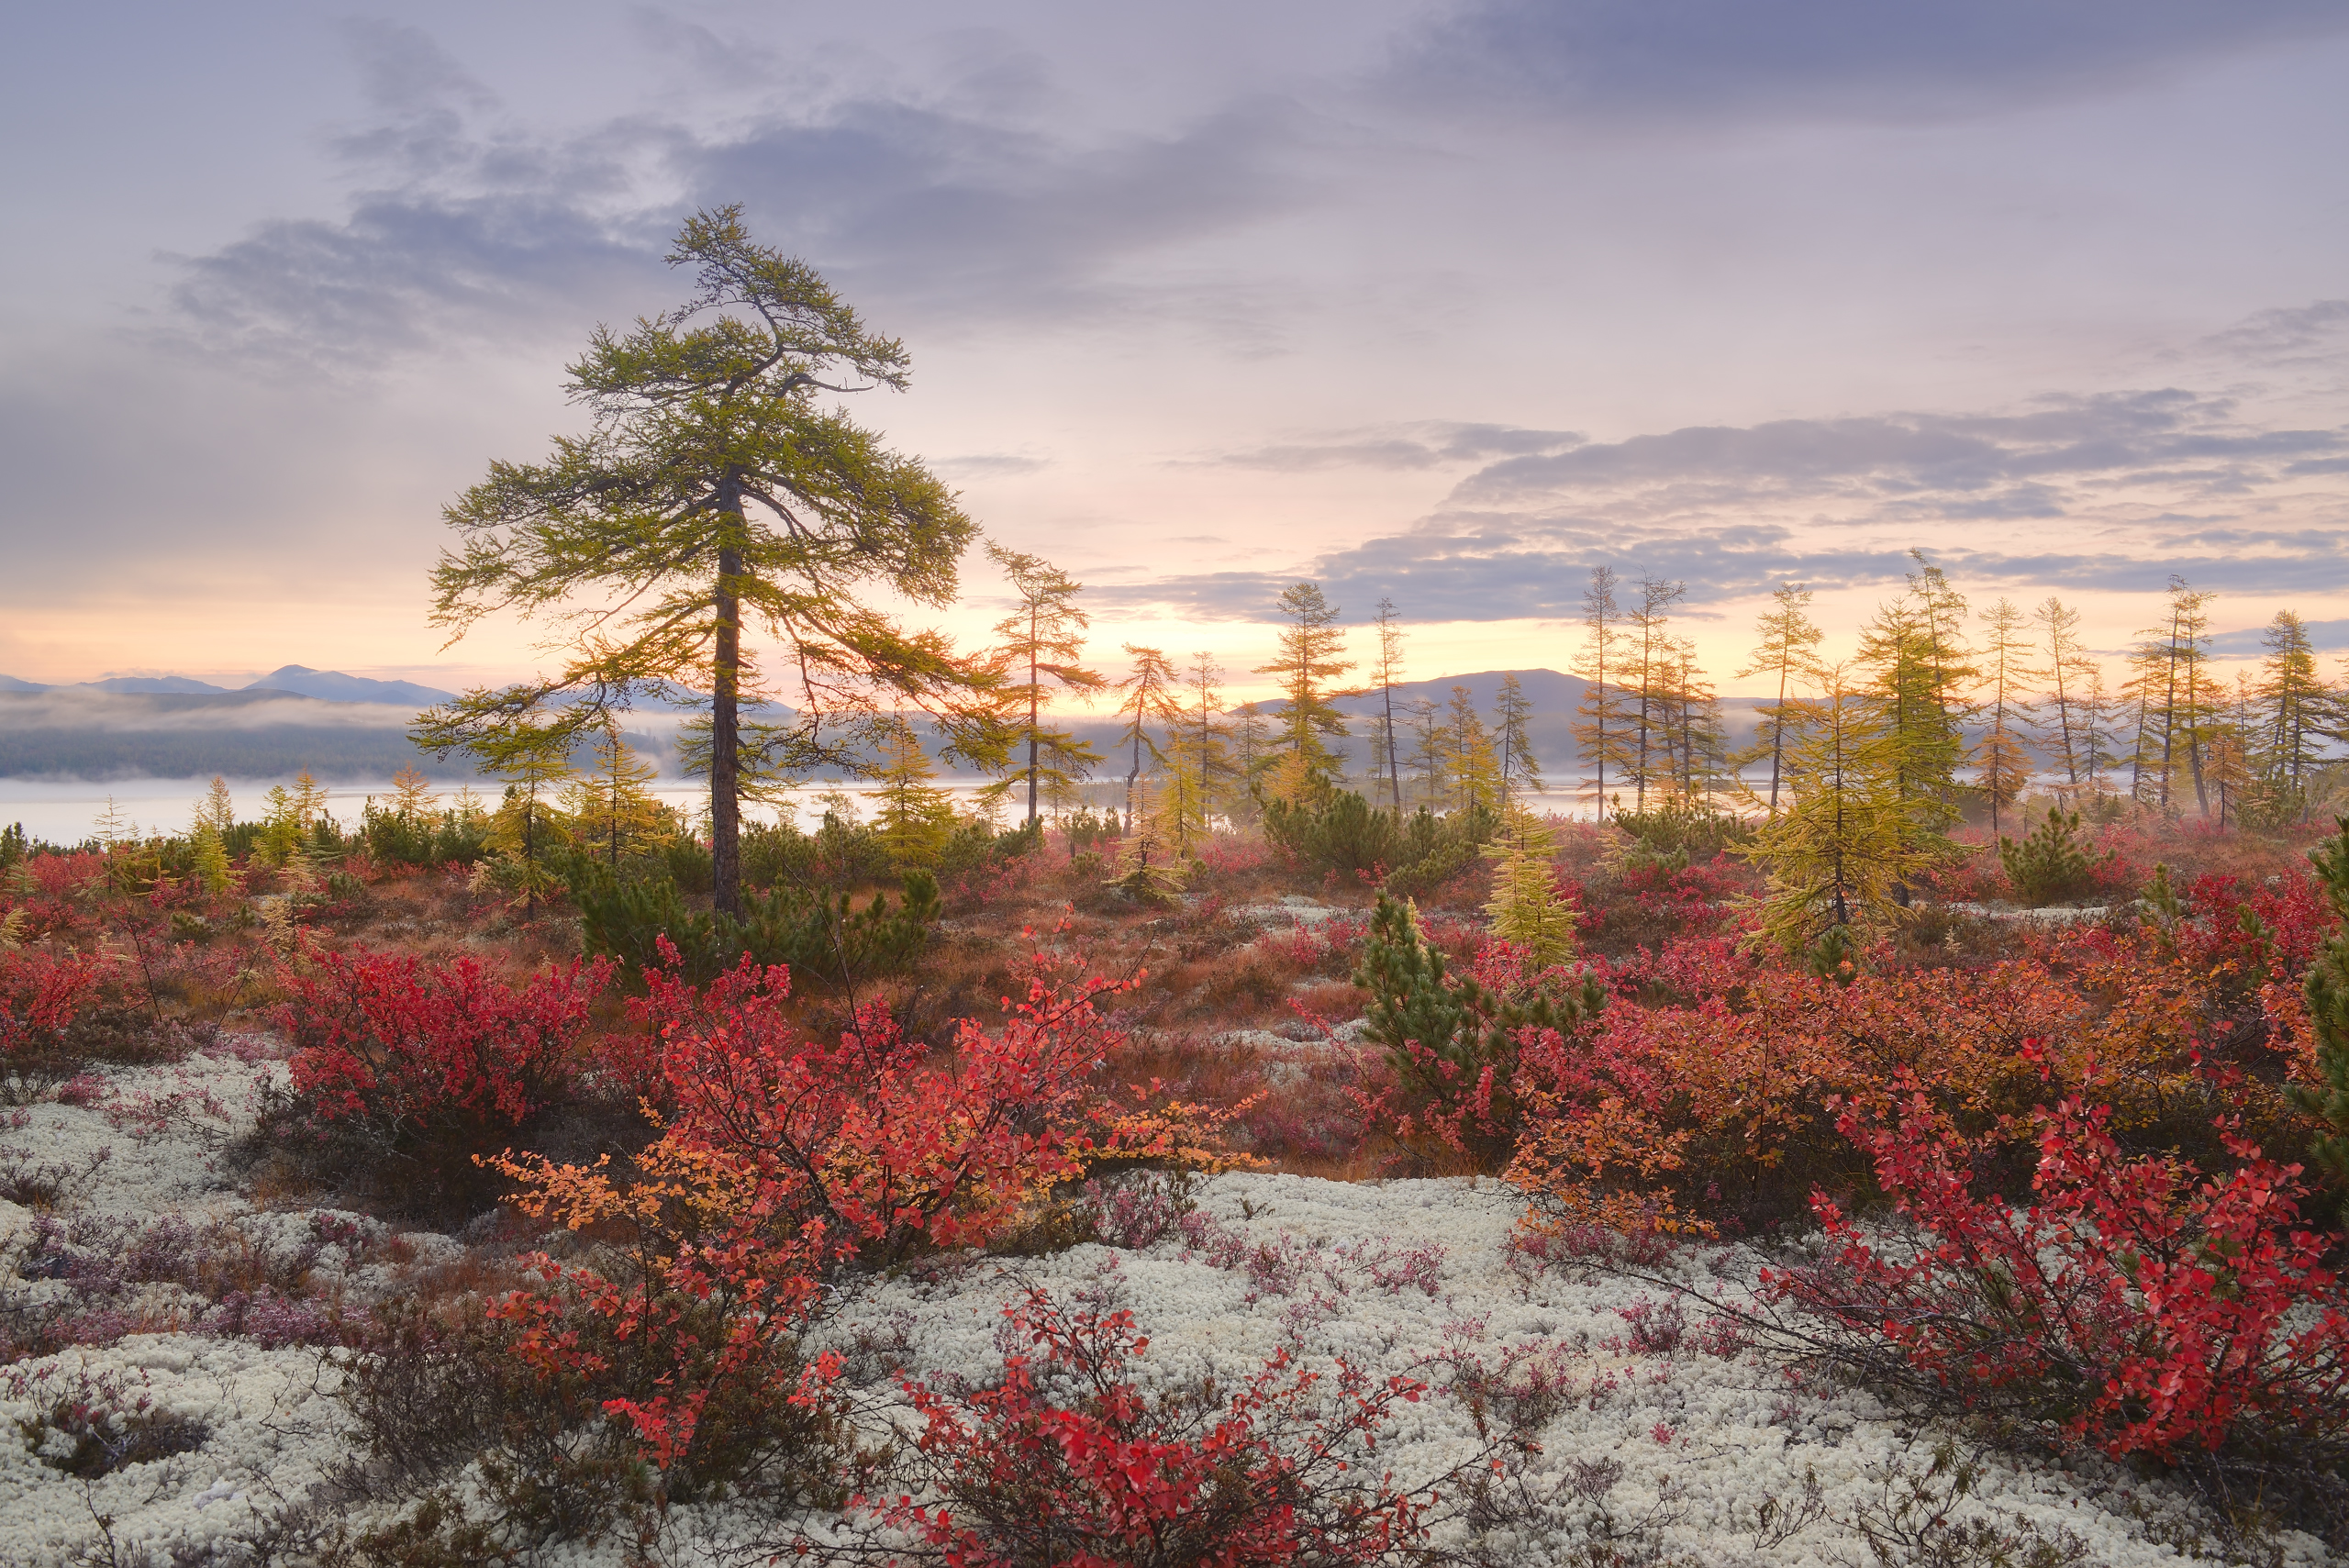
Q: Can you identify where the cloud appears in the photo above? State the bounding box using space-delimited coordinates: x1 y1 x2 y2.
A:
935 451 1051 478
1100 388 2349 620
156 24 1321 373
1192 421 1586 473
2207 617 2349 656
1452 391 2342 505
165 195 667 367
2202 299 2349 367
1390 0 2349 125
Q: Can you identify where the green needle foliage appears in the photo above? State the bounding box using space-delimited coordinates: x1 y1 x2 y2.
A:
1997 806 2113 906
424 206 1003 912
571 857 941 994
1484 806 1577 972
1354 893 1606 1157
1744 665 1936 955
981 543 1104 826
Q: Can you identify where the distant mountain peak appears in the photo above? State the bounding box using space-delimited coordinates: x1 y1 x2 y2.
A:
84 675 234 695
243 666 456 706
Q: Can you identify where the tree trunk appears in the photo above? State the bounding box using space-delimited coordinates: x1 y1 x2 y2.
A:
1767 660 1787 813
712 522 743 916
1382 684 1401 816
1026 614 1041 826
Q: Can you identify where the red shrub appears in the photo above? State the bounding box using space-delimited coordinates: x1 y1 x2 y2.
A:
279 947 611 1140
0 947 113 1103
1766 1055 2349 1465
865 1283 1464 1567
0 948 109 1051
488 941 1237 1486
2163 870 2332 1000
2 852 108 940
630 941 1149 1261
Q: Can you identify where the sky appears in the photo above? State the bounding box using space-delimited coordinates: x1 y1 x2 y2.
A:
4 0 2346 705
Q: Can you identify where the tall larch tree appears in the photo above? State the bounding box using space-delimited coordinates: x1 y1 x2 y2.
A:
2030 595 2094 794
1406 696 1448 809
421 206 1001 914
1368 597 1409 815
1445 685 1502 813
1572 566 1631 820
1746 664 1922 957
1975 596 2041 834
982 543 1104 826
1732 582 1826 815
1668 639 1725 799
1857 557 1975 864
563 717 668 866
2259 609 2331 817
1164 651 1234 851
1254 582 1354 802
2121 632 2168 807
2209 672 2259 830
1493 673 1542 805
874 717 957 871
1230 701 1275 821
1112 645 1182 832
1626 575 1686 811
2140 577 2216 816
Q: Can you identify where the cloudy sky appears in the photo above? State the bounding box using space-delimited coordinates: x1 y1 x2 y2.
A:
5 1 2346 701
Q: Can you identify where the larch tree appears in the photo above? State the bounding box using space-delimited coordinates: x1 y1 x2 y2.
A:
2080 662 2120 804
191 776 235 895
1571 566 1631 821
1626 575 1685 811
2031 596 2095 795
982 543 1104 826
1445 684 1502 814
1368 596 1408 815
1976 596 2041 834
874 717 957 871
1732 582 1826 815
1229 701 1275 820
1667 639 1724 799
2210 672 2258 830
1112 645 1182 832
388 765 436 819
1856 562 1973 859
195 776 236 836
1746 664 1922 956
2121 633 2168 807
421 206 1001 914
481 725 578 917
1405 695 1448 809
1164 651 1234 851
1493 672 1542 804
2143 576 2216 816
563 717 668 866
2259 609 2331 816
1484 807 1577 971
1254 582 1354 801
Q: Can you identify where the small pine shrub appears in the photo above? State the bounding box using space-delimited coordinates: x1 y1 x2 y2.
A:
1998 806 2113 906
1262 789 1399 876
571 859 941 991
1353 893 1605 1164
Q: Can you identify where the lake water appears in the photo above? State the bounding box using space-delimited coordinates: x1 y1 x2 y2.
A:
0 774 1612 845
0 774 1011 845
